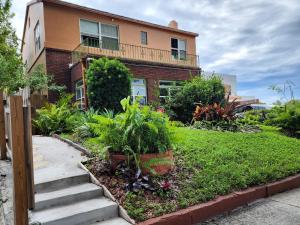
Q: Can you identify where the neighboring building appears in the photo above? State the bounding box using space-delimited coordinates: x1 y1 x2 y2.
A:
21 0 201 107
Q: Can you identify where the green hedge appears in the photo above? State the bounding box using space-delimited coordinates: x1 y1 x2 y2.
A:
86 57 132 112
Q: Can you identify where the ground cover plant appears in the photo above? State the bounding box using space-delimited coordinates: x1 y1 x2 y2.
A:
81 125 300 221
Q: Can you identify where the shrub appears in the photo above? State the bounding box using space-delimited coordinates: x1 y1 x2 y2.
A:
192 120 260 133
191 100 260 132
33 94 82 135
265 100 300 137
164 75 225 123
239 110 268 125
86 57 132 113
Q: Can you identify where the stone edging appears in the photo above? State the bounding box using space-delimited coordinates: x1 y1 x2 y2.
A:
138 174 300 225
78 161 136 225
52 134 92 157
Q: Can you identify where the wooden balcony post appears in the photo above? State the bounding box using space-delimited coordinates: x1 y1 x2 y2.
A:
10 95 29 225
0 92 6 160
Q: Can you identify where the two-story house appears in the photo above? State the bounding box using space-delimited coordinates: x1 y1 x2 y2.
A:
21 0 201 108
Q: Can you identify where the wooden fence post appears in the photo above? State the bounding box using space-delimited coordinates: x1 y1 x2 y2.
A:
0 92 6 160
23 102 35 209
10 96 28 225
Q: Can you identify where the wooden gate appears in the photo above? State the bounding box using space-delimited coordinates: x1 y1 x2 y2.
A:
0 88 35 225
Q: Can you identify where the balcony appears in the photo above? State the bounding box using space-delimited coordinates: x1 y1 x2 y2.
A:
71 39 199 68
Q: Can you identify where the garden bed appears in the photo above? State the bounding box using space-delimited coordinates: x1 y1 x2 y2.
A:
60 125 300 223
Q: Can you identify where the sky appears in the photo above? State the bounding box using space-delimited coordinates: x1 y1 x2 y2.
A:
11 0 300 103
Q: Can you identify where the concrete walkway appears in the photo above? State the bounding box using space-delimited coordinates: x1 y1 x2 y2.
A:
33 135 87 185
199 188 300 225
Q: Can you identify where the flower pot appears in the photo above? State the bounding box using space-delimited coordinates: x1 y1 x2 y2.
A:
109 152 129 171
109 150 174 175
140 150 174 175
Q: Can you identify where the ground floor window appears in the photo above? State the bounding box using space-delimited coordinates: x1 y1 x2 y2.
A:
159 80 183 103
75 80 85 109
131 79 147 105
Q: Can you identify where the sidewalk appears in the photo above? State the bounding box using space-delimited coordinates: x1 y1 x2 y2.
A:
200 188 300 225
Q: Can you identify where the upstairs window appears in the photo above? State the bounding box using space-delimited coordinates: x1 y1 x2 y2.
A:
80 19 119 50
141 31 148 45
34 21 41 53
171 38 186 60
80 20 100 47
101 24 119 50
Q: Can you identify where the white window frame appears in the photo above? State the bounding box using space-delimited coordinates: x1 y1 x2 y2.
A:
131 79 147 105
80 19 119 50
171 38 187 60
75 80 85 109
159 80 183 102
34 21 41 53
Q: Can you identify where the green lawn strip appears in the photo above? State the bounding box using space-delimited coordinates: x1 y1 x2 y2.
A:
172 126 300 208
60 127 300 221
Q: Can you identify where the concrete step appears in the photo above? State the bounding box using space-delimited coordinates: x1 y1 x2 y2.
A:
35 171 89 193
30 197 118 225
35 183 103 210
90 217 132 225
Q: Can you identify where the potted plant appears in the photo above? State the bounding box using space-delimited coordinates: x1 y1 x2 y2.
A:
91 97 174 175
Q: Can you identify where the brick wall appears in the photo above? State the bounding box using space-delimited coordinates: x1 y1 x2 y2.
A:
45 49 72 102
70 62 83 92
124 62 201 102
45 48 201 103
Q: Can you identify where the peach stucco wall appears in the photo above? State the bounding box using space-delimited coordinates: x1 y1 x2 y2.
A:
43 2 197 55
22 2 46 71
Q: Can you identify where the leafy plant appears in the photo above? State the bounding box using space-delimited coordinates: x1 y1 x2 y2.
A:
33 94 81 135
265 100 300 137
89 97 173 169
163 75 225 123
192 120 260 133
86 57 132 113
0 0 24 93
192 99 243 122
26 64 65 94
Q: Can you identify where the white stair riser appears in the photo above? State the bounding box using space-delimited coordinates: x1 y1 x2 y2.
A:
35 174 89 193
41 204 118 225
35 188 103 210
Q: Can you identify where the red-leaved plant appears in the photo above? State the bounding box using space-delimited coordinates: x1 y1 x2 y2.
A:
193 98 246 122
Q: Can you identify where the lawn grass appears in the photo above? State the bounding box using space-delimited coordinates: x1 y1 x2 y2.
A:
171 126 300 208
122 126 300 220
62 126 300 221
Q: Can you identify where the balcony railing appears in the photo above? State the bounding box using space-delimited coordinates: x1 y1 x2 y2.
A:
71 39 199 68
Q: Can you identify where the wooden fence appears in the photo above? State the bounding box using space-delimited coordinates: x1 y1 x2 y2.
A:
0 88 35 225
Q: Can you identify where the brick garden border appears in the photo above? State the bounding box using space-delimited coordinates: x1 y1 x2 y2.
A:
138 174 300 225
53 135 300 225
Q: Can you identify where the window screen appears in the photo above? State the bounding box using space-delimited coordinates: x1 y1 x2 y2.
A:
141 31 147 45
